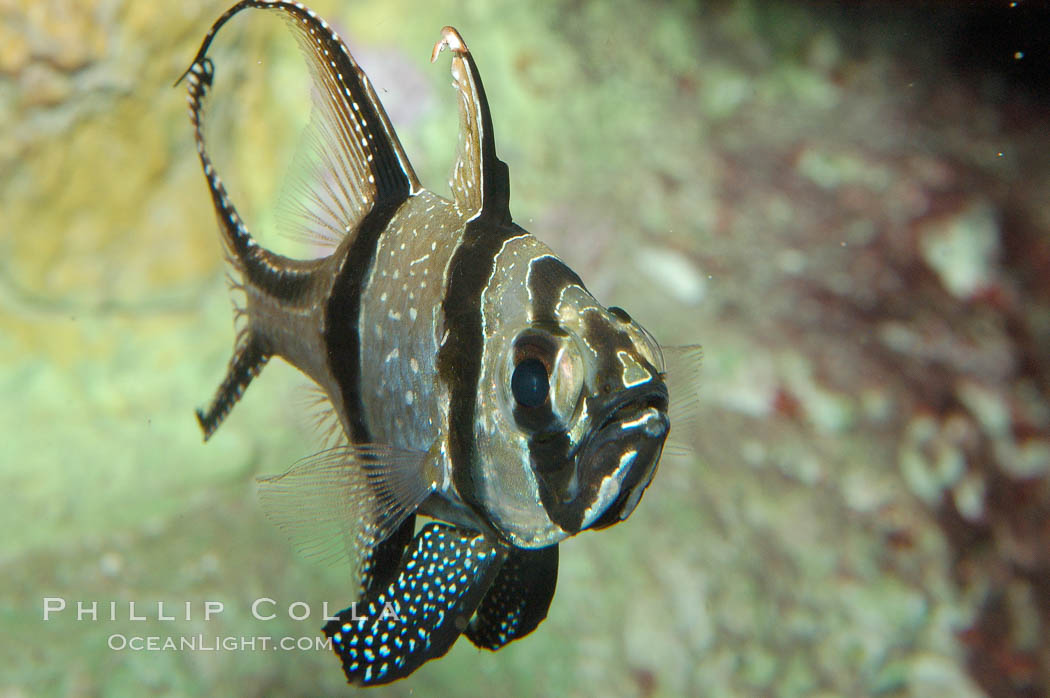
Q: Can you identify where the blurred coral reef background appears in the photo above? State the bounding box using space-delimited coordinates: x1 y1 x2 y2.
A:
2 1 1048 696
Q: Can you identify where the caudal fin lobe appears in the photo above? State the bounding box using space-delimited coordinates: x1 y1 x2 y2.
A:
196 333 270 441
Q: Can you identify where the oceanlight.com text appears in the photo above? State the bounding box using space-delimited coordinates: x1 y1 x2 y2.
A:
107 634 333 652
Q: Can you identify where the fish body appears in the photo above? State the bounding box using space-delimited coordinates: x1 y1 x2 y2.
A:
181 1 697 685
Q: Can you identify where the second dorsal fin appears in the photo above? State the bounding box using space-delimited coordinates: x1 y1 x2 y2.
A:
177 1 420 256
431 27 511 225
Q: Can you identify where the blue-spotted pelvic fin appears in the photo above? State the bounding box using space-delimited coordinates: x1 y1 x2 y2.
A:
323 523 507 685
466 544 558 651
178 0 421 441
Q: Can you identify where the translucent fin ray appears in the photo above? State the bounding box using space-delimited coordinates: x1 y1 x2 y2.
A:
296 383 345 448
663 344 703 455
256 444 434 586
268 1 419 207
179 37 316 301
179 1 419 260
431 26 510 223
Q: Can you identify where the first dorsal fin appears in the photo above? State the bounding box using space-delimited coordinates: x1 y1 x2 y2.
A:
431 26 510 224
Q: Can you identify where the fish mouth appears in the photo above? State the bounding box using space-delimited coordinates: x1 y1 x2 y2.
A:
575 384 670 531
595 389 668 433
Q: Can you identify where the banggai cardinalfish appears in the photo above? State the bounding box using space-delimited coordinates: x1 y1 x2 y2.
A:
179 0 700 685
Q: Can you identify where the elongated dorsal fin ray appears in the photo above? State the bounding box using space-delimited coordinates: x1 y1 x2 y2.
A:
256 444 434 594
178 2 420 284
431 26 510 223
663 344 703 456
268 1 421 216
274 118 358 253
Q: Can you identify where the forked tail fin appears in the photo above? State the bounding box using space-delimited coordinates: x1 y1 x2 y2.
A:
196 332 269 441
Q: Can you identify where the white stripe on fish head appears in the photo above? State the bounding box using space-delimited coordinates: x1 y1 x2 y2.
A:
470 239 669 545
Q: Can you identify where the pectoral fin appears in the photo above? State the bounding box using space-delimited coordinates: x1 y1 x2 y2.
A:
662 344 703 456
256 444 434 595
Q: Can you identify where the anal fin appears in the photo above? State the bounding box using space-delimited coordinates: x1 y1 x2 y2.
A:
196 334 269 441
466 544 558 651
361 514 416 599
323 523 506 685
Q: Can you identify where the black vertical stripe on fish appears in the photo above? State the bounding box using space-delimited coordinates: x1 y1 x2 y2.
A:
520 255 667 533
242 0 418 446
195 333 269 441
466 544 558 651
521 256 588 532
324 199 407 444
439 223 526 522
323 523 507 685
433 29 522 523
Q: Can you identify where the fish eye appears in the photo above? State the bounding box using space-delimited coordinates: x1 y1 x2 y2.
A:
505 329 583 431
511 358 549 408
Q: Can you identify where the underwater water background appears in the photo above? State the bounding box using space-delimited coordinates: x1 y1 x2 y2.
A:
3 0 1049 696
